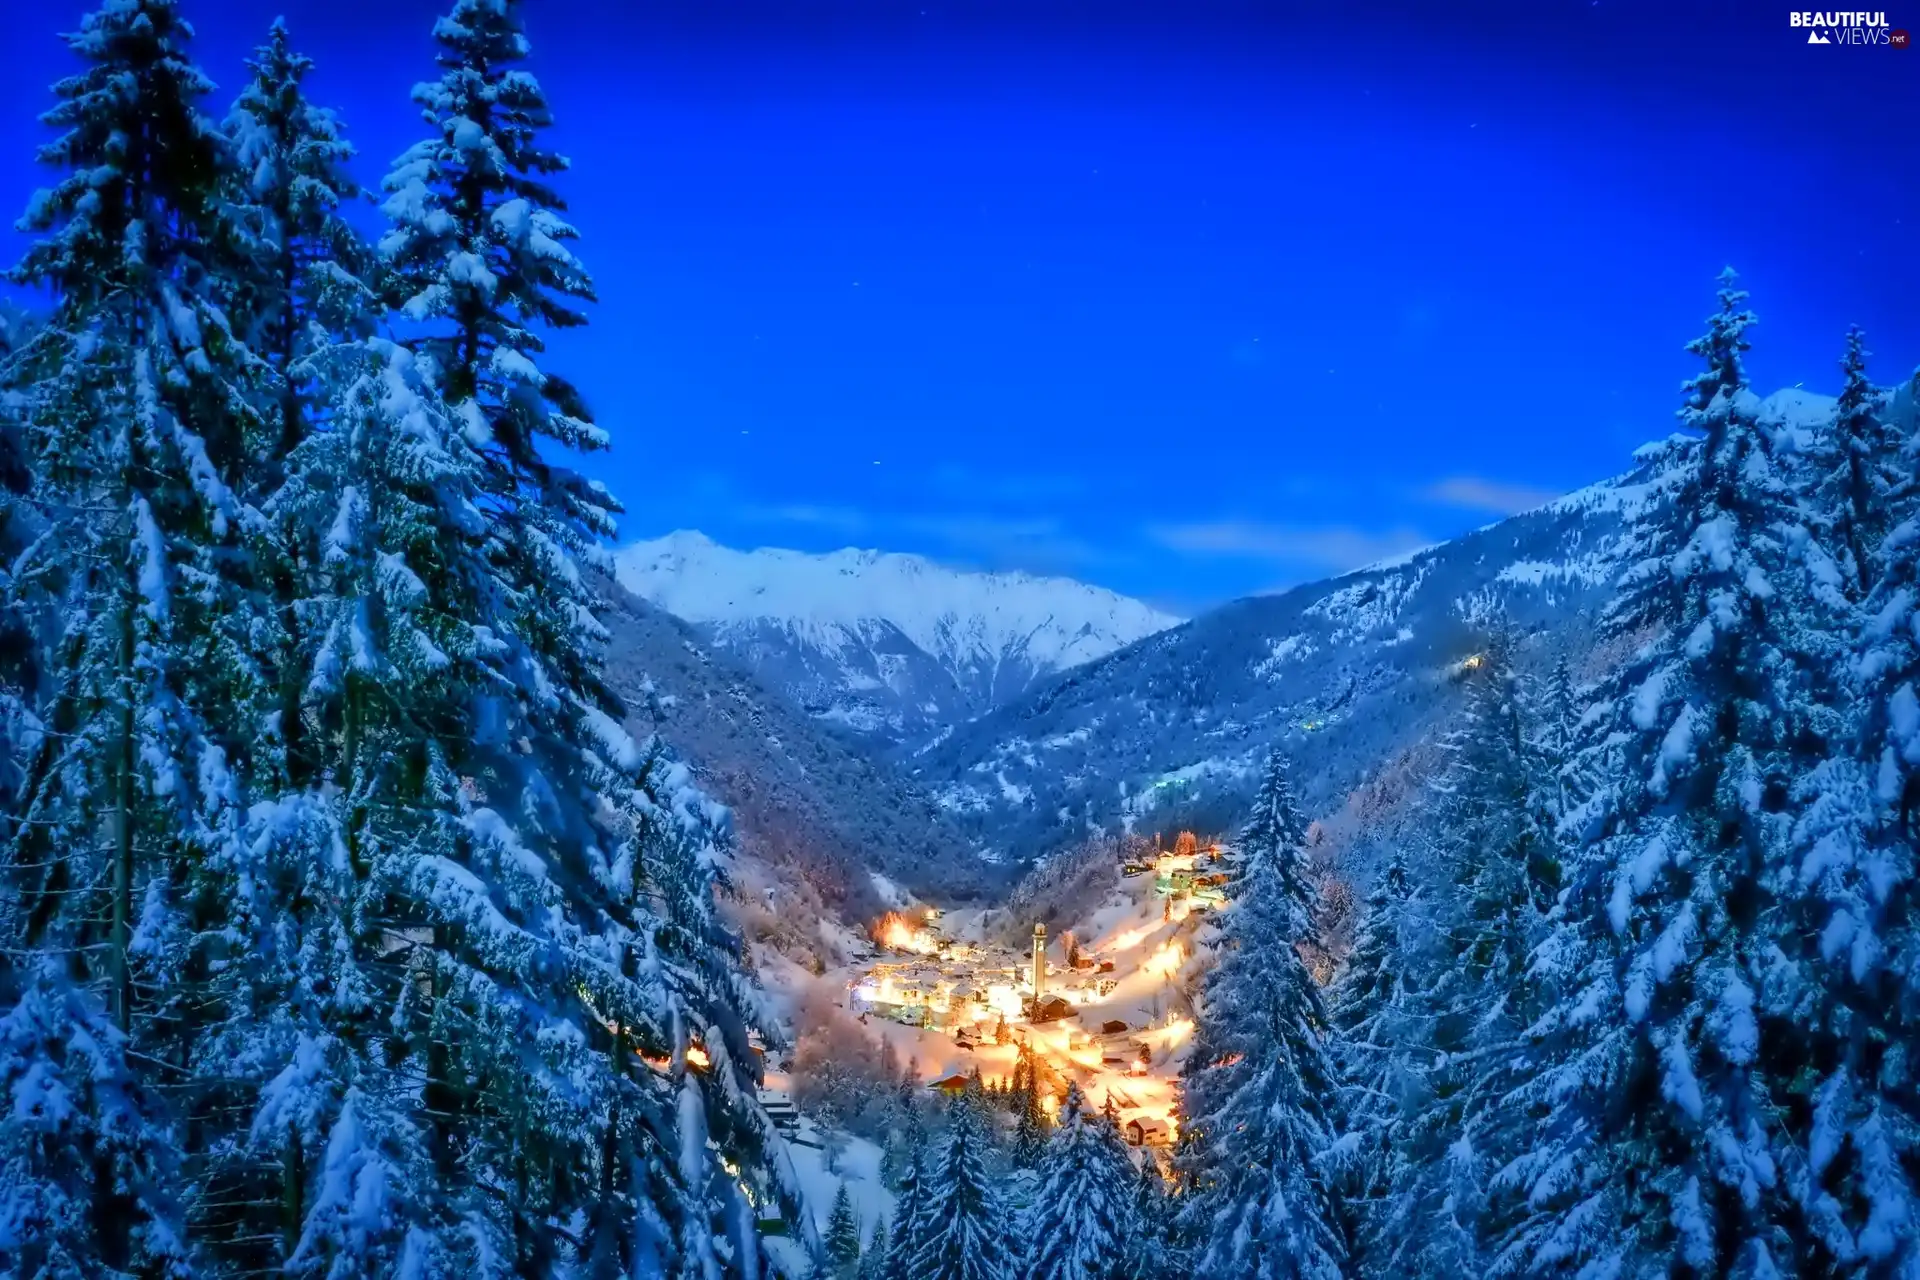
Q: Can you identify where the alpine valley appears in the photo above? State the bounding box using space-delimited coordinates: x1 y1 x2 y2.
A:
626 382 1920 879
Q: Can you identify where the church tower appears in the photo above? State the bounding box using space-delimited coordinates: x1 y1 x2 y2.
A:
1031 922 1047 1002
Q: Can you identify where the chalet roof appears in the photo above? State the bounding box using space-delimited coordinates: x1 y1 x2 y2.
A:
1031 995 1074 1022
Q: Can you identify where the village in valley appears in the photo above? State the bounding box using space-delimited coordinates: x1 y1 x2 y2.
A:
834 834 1230 1154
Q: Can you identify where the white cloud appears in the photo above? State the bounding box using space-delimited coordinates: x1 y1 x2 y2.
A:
1146 519 1435 575
729 502 1105 575
1420 475 1560 515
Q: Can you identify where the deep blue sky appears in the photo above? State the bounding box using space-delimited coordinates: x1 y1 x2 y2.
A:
4 1 1915 612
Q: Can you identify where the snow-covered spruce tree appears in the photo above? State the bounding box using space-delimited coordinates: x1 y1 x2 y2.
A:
245 336 468 1276
1810 327 1900 602
881 1126 928 1280
226 17 372 386
0 304 43 829
223 16 374 792
1021 1082 1137 1280
1768 364 1920 1270
914 1093 1014 1280
0 958 194 1277
1327 853 1424 1269
1131 1152 1181 1280
880 1072 925 1189
269 326 786 1273
1 0 282 1271
826 1182 862 1275
297 1 780 1271
1495 269 1831 1276
859 1221 890 1280
1386 631 1560 1273
1012 1041 1049 1168
105 24 401 1269
1537 652 1590 835
376 0 615 801
1173 748 1348 1280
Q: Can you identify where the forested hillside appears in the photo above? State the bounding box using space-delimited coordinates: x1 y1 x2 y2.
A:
0 2 792 1273
597 581 1002 914
912 382 1920 877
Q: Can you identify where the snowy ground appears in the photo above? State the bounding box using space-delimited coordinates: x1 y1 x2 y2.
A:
759 1127 890 1278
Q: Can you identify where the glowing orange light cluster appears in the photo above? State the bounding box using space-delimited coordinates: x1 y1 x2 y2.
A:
1142 1016 1193 1049
1142 940 1186 982
872 911 942 955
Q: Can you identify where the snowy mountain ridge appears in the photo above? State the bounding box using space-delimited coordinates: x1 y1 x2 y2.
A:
908 385 1885 869
614 530 1180 745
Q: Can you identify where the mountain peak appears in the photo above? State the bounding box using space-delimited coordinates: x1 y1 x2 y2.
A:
613 532 1181 745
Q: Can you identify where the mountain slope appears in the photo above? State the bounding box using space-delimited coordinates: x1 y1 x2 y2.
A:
596 581 1001 915
911 386 1900 870
614 531 1179 747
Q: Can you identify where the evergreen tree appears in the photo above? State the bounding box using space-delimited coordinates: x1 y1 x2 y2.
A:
859 1221 891 1280
1388 632 1558 1273
1012 1042 1049 1167
223 17 373 791
1496 270 1824 1276
1537 652 1589 836
0 959 192 1277
0 305 41 780
826 1182 863 1276
1174 748 1347 1280
883 1139 929 1280
1130 1154 1180 1280
322 2 782 1271
880 1088 921 1188
225 18 372 458
1 0 272 1269
1327 854 1424 1268
915 1095 1014 1280
376 0 616 828
1768 357 1920 1271
0 306 44 917
1022 1082 1137 1280
1811 327 1898 601
0 1 774 1274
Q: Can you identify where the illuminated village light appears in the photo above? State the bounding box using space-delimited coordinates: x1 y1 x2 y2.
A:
838 849 1222 1172
873 910 942 955
1142 939 1185 982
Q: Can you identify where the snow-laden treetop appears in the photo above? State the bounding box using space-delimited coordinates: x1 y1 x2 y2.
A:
615 529 1180 669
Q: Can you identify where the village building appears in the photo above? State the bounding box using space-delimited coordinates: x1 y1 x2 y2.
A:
1030 994 1074 1023
930 1073 973 1098
1126 1117 1170 1147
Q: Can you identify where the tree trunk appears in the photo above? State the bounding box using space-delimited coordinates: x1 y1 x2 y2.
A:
425 928 457 1183
110 550 136 1032
282 1118 305 1261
